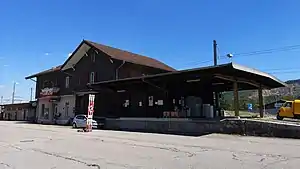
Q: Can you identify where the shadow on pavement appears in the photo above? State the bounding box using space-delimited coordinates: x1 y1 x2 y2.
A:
13 121 37 124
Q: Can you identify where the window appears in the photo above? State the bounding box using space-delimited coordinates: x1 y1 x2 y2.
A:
43 80 54 88
283 102 292 108
65 102 69 117
41 104 45 117
53 104 58 118
55 78 58 86
76 115 86 120
90 72 95 84
44 108 49 119
65 76 70 88
91 52 96 62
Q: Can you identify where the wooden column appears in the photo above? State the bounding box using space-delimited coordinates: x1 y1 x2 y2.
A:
233 81 239 116
258 84 264 118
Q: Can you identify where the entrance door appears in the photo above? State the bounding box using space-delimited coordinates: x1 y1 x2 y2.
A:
53 104 58 122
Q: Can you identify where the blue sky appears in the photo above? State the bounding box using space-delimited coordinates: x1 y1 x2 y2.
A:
1 0 300 103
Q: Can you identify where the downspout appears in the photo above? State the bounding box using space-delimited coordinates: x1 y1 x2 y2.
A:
115 60 125 80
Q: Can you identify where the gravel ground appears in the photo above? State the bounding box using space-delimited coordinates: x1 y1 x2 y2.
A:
1 121 300 169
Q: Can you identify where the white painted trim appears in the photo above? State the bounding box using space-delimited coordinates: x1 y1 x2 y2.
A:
76 91 98 96
60 95 76 98
232 63 287 87
62 43 91 71
38 96 60 100
117 117 191 121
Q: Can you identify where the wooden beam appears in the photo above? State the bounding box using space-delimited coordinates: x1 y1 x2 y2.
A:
214 74 268 89
233 81 239 116
258 84 264 118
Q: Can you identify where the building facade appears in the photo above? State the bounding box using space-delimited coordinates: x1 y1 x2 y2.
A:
0 102 37 121
26 65 76 124
25 40 175 124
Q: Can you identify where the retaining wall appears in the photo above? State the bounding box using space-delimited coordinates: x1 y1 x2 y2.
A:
105 118 300 139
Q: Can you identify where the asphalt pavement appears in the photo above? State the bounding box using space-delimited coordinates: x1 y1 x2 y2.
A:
1 121 300 169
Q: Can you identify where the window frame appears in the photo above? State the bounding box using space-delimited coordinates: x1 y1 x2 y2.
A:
65 76 70 88
90 72 95 84
91 52 96 62
76 115 86 120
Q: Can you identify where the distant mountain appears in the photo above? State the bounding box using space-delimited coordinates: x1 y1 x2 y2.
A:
286 79 300 85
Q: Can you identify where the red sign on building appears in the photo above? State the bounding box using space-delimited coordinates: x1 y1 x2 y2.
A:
86 94 95 131
40 87 60 97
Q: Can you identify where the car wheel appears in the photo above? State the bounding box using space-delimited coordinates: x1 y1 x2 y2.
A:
72 123 77 128
277 115 283 120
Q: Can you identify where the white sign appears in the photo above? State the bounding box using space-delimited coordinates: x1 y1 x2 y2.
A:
40 87 60 96
148 96 153 106
157 100 164 105
87 94 95 130
87 94 95 118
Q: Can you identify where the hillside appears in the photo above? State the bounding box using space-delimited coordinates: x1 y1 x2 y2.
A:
220 79 300 110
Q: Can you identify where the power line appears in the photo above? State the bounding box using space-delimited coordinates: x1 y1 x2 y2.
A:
268 70 300 75
179 43 300 69
262 67 300 71
220 44 300 58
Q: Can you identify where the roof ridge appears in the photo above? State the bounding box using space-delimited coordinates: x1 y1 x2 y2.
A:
84 40 176 71
85 40 153 58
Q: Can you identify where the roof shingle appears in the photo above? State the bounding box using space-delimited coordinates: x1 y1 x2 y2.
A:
85 40 176 71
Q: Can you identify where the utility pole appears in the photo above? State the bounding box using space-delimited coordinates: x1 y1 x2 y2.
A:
213 40 219 117
1 96 3 105
213 40 218 66
12 82 16 104
30 87 33 101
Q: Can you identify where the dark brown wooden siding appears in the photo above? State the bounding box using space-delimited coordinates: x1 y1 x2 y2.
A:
63 48 171 92
118 62 169 79
63 48 118 92
35 70 70 98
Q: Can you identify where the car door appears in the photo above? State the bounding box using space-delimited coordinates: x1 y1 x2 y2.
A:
76 115 86 127
282 102 294 117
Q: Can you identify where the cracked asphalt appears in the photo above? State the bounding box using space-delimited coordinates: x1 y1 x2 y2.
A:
1 121 300 169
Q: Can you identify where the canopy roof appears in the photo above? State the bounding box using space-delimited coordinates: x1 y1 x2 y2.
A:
89 63 287 91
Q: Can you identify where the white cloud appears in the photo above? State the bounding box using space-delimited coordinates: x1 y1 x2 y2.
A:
0 85 4 88
45 53 50 56
68 53 72 57
3 64 9 67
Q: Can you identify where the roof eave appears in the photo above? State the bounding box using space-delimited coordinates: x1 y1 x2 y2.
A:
25 75 36 80
61 40 87 71
230 62 288 88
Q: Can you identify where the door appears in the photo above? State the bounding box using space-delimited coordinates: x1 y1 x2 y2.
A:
76 115 87 127
53 104 58 121
281 102 294 117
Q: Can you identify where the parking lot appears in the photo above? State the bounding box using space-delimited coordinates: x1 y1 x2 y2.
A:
1 121 300 169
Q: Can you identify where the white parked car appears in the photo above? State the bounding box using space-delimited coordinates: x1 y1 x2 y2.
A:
72 114 99 129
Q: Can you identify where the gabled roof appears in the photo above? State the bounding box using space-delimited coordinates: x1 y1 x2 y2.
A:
61 40 176 71
25 65 62 79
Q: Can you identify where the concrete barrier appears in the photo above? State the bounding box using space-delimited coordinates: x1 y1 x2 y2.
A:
105 118 300 139
224 119 300 139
